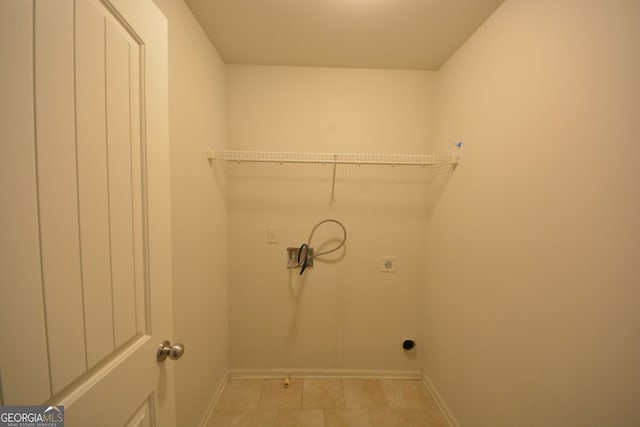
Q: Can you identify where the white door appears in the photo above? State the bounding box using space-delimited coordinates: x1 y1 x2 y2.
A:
0 0 176 425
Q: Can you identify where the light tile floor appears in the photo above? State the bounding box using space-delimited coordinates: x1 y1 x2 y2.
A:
207 378 447 427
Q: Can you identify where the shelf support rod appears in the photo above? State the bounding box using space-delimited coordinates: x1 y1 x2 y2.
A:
330 154 338 200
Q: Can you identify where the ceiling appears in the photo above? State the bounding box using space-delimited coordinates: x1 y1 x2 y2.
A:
185 0 505 71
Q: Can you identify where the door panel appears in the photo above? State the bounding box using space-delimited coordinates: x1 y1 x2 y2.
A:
35 0 87 394
1 0 174 424
126 396 154 427
76 0 115 369
0 0 50 406
129 48 146 337
105 5 141 350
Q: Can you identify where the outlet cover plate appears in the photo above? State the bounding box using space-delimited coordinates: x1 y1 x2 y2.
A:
379 256 397 272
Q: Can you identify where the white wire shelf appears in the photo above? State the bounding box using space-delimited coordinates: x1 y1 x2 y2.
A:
206 150 459 167
207 149 459 200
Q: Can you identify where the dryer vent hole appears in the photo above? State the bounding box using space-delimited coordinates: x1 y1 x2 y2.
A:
402 339 416 350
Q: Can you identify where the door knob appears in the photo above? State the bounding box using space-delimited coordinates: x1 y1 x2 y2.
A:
157 340 185 362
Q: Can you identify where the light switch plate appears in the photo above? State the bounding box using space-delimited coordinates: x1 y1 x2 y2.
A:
267 226 281 244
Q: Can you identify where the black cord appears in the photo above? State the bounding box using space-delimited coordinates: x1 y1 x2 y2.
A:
297 243 309 275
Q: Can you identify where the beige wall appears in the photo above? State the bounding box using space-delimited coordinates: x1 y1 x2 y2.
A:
425 0 640 425
152 1 228 426
225 66 436 373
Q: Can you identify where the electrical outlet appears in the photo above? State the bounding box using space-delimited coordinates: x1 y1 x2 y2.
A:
379 256 397 272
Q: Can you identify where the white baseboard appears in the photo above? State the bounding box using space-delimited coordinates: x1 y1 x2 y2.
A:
421 374 460 427
199 372 229 427
227 368 423 380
